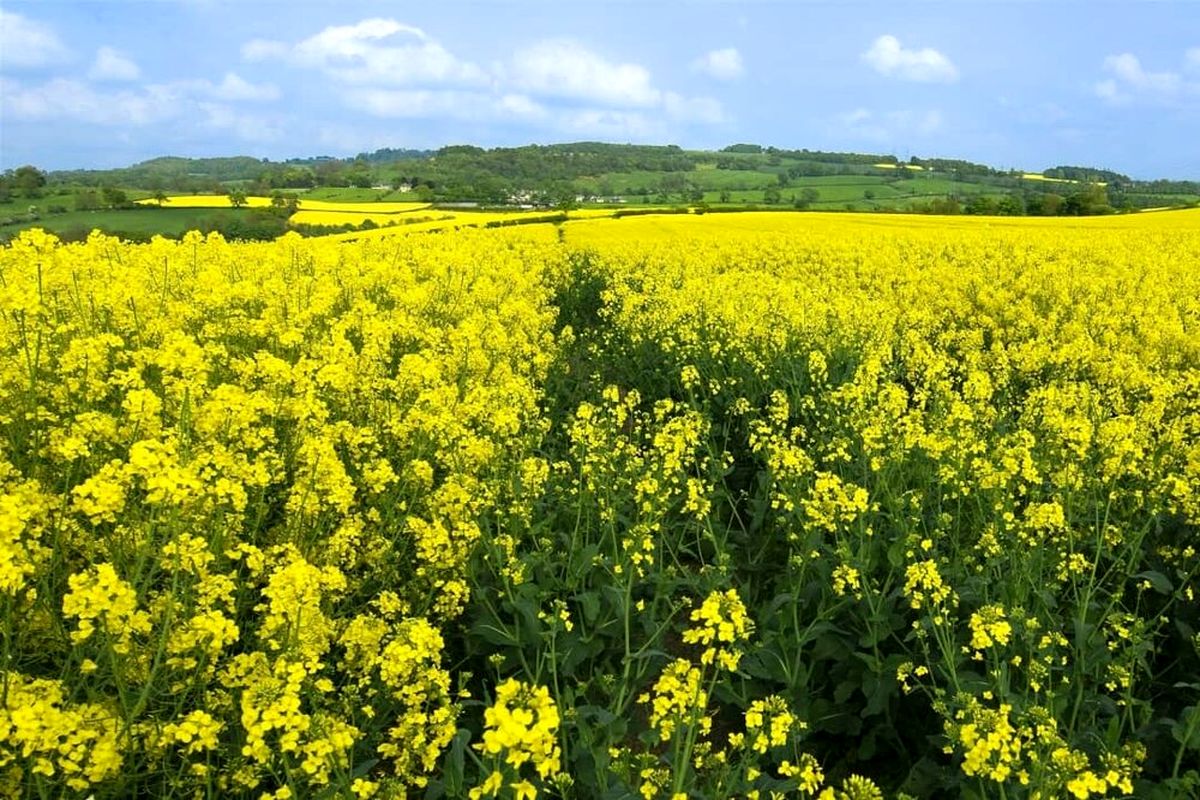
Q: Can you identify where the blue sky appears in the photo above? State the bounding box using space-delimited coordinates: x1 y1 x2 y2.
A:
1 1 1198 178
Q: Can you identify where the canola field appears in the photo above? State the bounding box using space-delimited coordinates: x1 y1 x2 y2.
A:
134 195 614 234
1 211 1199 799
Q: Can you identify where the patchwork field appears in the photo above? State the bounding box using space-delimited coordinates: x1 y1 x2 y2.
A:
1 210 1199 799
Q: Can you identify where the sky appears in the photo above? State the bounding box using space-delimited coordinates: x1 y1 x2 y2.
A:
1 1 1198 179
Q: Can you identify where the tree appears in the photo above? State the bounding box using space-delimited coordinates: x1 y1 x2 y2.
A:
101 186 128 208
1063 183 1112 216
228 190 248 209
153 190 168 207
269 190 299 216
1040 193 1065 216
793 187 819 210
763 187 782 204
75 189 101 211
11 165 47 198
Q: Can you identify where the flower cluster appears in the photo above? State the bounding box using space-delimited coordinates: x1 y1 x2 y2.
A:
473 679 562 798
682 588 754 671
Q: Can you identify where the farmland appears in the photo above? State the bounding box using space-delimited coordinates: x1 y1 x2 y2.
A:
1 208 1198 798
6 140 1199 250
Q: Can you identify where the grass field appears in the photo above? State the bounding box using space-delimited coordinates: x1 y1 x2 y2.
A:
0 207 249 238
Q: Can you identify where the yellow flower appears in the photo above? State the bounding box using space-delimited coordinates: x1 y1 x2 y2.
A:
476 679 561 781
682 588 754 670
61 562 151 653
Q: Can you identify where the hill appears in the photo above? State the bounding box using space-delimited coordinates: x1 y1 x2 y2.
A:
2 143 1197 243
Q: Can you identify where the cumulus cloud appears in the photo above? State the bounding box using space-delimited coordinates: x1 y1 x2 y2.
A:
1094 51 1197 104
344 89 545 121
243 18 725 137
1 78 177 125
1104 53 1181 93
1 72 283 141
245 18 486 86
88 47 140 82
207 72 280 101
691 47 745 80
862 35 958 83
507 39 661 107
0 10 70 68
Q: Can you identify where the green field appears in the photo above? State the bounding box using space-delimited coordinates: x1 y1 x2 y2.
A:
0 207 253 239
295 187 421 202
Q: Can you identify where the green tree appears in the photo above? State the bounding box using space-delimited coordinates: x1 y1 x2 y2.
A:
228 190 248 209
153 190 168 207
793 187 819 210
75 189 101 211
11 165 47 198
1040 193 1065 216
269 190 299 216
101 186 128 208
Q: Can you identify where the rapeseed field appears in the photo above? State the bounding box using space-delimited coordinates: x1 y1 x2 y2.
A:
1 211 1198 799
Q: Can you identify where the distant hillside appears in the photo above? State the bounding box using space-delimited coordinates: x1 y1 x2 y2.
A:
12 142 1200 215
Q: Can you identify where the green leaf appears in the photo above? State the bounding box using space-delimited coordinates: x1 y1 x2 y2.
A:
1172 705 1200 751
1134 570 1173 594
578 590 601 625
443 729 471 797
468 619 519 647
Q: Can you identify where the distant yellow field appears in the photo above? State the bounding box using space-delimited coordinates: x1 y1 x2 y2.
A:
289 209 443 227
873 163 924 170
294 200 431 213
318 206 1200 243
140 194 273 208
1021 173 1106 187
136 195 431 214
322 209 575 241
561 208 1200 242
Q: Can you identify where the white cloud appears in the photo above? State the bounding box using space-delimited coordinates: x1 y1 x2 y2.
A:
508 39 661 107
209 72 280 101
1 74 283 142
89 46 140 82
242 39 288 61
240 19 725 136
198 102 283 141
163 72 279 102
0 10 70 68
1 78 177 125
341 84 685 143
345 88 543 121
247 18 486 86
862 35 958 83
1105 53 1180 93
1094 52 1196 104
691 47 744 80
